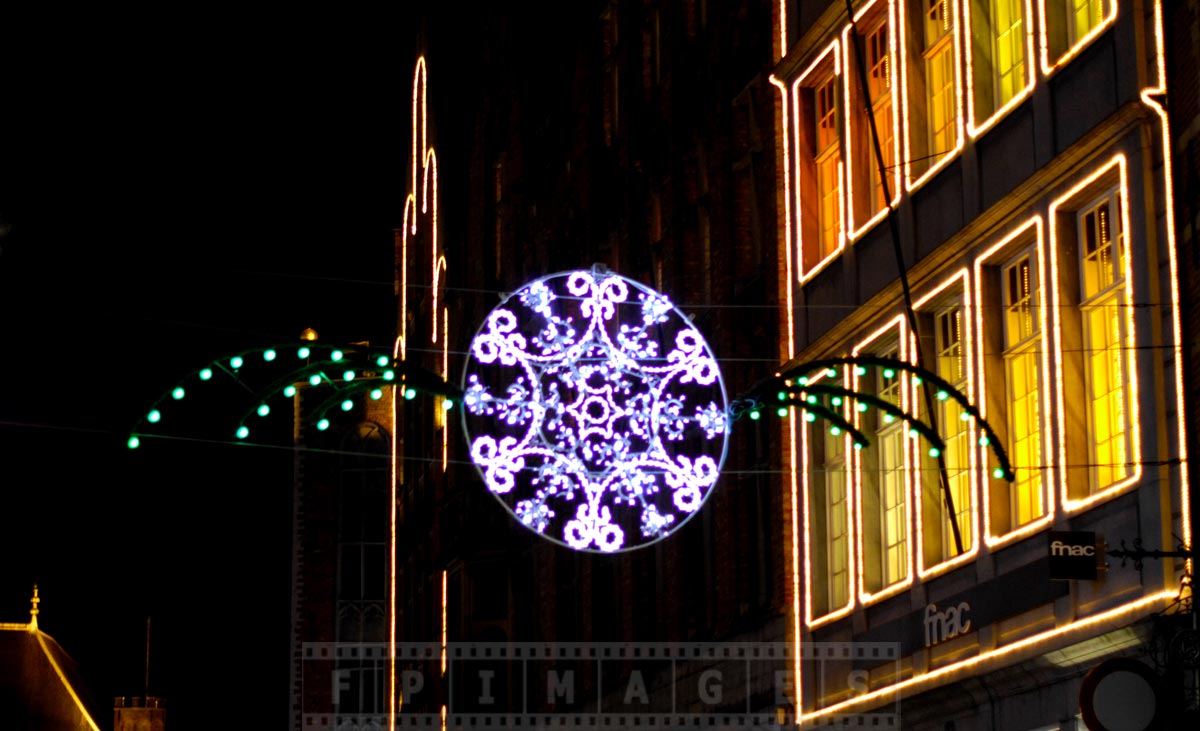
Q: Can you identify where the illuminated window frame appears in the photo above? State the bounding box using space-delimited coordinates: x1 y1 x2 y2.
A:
791 42 846 283
973 218 1055 547
965 0 1036 137
843 0 902 239
1037 0 1117 75
1047 154 1140 513
851 315 913 605
898 0 965 191
910 270 979 578
801 367 856 627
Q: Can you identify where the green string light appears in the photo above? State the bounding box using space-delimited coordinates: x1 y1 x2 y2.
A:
404 388 416 400
343 370 356 382
856 402 868 412
883 368 895 379
309 374 322 386
912 376 922 386
230 356 244 369
199 368 213 381
257 404 270 417
749 410 761 421
383 370 396 381
830 426 841 436
317 418 330 431
831 396 843 407
331 350 344 362
370 389 383 401
979 435 990 447
127 436 140 449
376 355 389 367
993 467 1006 479
298 347 311 359
172 387 185 401
263 349 277 362
804 412 816 423
776 407 788 418
147 410 161 424
283 385 297 398
928 447 940 458
855 366 866 376
341 399 354 411
236 426 250 439
443 399 455 411
936 390 949 401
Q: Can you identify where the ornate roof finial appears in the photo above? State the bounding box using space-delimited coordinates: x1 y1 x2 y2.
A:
29 585 40 630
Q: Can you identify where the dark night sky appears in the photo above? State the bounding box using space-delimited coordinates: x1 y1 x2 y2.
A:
0 7 495 729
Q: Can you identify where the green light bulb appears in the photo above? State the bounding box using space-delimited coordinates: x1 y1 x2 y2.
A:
856 402 868 412
777 407 788 418
317 418 330 431
404 388 416 400
309 374 322 386
343 370 355 382
127 436 140 449
883 369 895 379
383 370 395 381
331 350 344 362
928 447 940 458
912 376 922 386
283 385 297 398
831 397 843 407
993 467 1006 479
370 388 383 401
236 426 250 439
298 347 311 359
749 410 761 421
909 430 919 440
853 442 864 451
443 399 454 411
263 349 277 361
937 390 948 401
231 356 244 369
826 368 837 378
884 413 895 423
804 412 816 423
777 391 786 401
798 377 809 386
147 409 161 423
341 399 354 412
257 404 270 417
172 387 185 400
830 426 841 436
960 411 971 421
199 368 213 381
855 366 866 376
979 436 990 447
376 355 389 367
806 395 817 404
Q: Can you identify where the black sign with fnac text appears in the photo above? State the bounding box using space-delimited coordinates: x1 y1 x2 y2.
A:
1048 531 1101 580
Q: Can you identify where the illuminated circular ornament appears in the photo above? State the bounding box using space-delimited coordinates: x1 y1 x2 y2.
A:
462 269 729 553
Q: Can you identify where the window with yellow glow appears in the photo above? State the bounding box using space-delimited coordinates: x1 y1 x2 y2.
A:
816 75 842 258
903 0 960 182
877 348 909 587
846 7 896 234
919 303 972 567
969 0 1028 127
809 409 851 616
1079 189 1130 492
1003 252 1044 524
1042 0 1114 69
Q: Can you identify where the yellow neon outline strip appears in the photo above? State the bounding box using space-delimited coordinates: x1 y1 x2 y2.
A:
803 368 859 628
1036 0 1117 76
443 309 450 472
1141 0 1191 567
909 269 981 579
801 590 1176 722
441 569 448 674
34 632 101 731
973 217 1056 547
792 41 845 284
851 315 913 606
770 75 796 359
900 0 967 193
779 0 788 61
965 0 1037 138
1047 154 1142 512
843 0 903 240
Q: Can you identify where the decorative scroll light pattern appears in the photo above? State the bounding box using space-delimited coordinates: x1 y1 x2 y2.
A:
462 270 729 552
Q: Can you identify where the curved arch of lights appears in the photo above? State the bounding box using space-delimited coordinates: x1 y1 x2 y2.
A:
461 268 730 553
126 343 457 449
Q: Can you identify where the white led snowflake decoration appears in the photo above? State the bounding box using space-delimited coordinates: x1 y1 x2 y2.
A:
462 269 729 553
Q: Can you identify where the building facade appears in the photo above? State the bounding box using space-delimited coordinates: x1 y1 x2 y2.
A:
774 0 1193 727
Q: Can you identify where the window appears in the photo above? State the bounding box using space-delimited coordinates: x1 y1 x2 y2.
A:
1078 189 1129 491
877 353 908 586
815 75 841 258
808 384 851 617
916 298 972 569
968 0 1029 128
792 45 842 279
902 0 961 183
1002 252 1045 524
1041 0 1114 68
846 8 898 234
